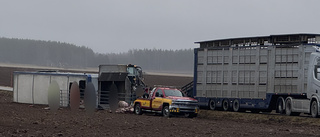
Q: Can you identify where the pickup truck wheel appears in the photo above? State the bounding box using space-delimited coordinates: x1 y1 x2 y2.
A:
311 101 319 118
134 103 143 115
162 105 170 117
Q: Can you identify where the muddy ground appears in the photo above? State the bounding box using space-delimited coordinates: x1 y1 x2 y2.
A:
2 90 320 137
1 65 320 136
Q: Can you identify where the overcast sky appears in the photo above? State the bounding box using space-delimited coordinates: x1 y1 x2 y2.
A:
1 0 320 53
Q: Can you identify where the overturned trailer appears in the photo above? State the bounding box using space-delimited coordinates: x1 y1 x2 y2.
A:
13 71 98 107
13 64 145 110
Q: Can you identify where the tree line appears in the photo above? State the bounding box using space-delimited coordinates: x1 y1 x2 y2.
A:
0 37 194 73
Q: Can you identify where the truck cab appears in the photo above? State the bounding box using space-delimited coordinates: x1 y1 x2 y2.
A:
133 87 199 118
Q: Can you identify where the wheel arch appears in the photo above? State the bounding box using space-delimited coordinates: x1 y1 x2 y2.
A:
134 101 141 106
163 102 170 106
285 96 293 103
310 95 320 113
161 102 169 110
311 95 319 102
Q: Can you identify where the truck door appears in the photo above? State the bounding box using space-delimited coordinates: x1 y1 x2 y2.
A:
312 57 320 95
152 89 164 110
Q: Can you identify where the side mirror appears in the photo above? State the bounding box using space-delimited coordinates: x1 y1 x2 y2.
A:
155 92 159 97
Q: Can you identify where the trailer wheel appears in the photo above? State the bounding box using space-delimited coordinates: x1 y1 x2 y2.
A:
222 99 229 111
285 98 292 116
134 103 143 115
162 105 171 117
276 97 285 114
232 99 241 112
285 98 300 116
209 100 216 110
311 100 319 118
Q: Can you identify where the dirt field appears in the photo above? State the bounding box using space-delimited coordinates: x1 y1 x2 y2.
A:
2 65 320 136
2 90 320 137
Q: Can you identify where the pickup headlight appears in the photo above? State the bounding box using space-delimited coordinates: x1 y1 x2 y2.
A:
171 100 177 104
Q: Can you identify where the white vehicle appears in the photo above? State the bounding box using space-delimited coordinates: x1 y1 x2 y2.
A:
193 34 320 117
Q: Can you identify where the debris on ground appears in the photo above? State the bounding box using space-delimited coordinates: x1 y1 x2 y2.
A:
116 101 133 113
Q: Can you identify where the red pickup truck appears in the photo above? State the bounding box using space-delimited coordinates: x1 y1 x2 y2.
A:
133 87 199 118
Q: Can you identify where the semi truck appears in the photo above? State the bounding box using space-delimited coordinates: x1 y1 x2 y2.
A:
193 33 320 117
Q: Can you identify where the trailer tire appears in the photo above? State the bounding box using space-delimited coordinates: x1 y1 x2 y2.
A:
209 100 216 110
285 98 300 116
285 98 292 116
311 100 319 118
222 99 229 111
134 103 143 115
232 99 241 112
276 97 285 114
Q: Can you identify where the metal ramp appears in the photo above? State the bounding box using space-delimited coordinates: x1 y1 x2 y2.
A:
181 81 194 97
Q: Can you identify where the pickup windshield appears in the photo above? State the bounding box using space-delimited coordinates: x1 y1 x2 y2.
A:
164 89 183 97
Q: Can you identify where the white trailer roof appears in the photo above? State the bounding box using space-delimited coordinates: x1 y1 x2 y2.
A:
14 71 98 78
196 33 320 48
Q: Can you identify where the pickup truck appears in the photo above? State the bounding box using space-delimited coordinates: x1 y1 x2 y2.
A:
133 87 199 118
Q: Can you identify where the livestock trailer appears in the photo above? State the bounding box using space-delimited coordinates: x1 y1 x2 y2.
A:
13 71 98 107
194 34 320 117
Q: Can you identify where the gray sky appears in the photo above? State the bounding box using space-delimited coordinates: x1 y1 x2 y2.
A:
1 0 320 53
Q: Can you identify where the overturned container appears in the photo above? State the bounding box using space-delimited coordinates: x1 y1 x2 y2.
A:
13 71 98 107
